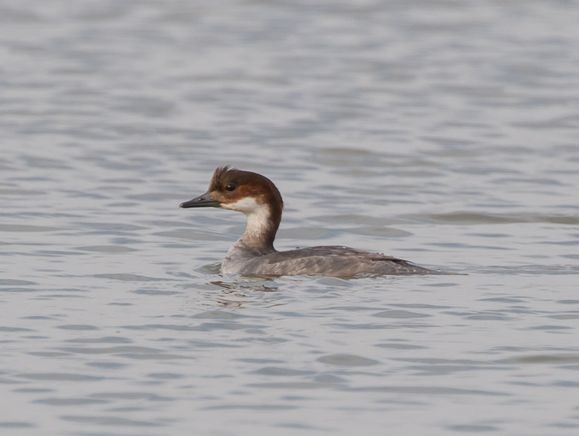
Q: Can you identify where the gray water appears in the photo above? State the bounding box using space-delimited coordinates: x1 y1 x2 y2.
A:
1 1 579 435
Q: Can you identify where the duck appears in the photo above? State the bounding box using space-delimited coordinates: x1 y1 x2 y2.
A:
180 166 435 277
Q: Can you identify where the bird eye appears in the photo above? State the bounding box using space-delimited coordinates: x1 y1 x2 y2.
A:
225 183 236 192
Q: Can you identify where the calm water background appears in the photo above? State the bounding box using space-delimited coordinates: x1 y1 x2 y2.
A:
1 1 579 435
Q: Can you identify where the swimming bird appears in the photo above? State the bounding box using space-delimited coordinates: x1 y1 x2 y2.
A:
180 166 434 277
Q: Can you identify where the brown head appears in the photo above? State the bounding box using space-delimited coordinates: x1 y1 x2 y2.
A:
180 166 284 250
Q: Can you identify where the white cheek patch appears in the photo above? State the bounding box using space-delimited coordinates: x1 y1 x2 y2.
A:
222 197 271 237
222 197 260 213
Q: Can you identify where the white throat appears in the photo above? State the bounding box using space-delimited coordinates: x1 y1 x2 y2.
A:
222 197 271 241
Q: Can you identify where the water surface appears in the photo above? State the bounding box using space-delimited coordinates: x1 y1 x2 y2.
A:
1 1 579 435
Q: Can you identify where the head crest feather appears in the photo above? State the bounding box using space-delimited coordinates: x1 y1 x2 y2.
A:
209 165 232 190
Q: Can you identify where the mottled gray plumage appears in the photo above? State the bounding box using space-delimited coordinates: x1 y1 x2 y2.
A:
221 244 434 277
